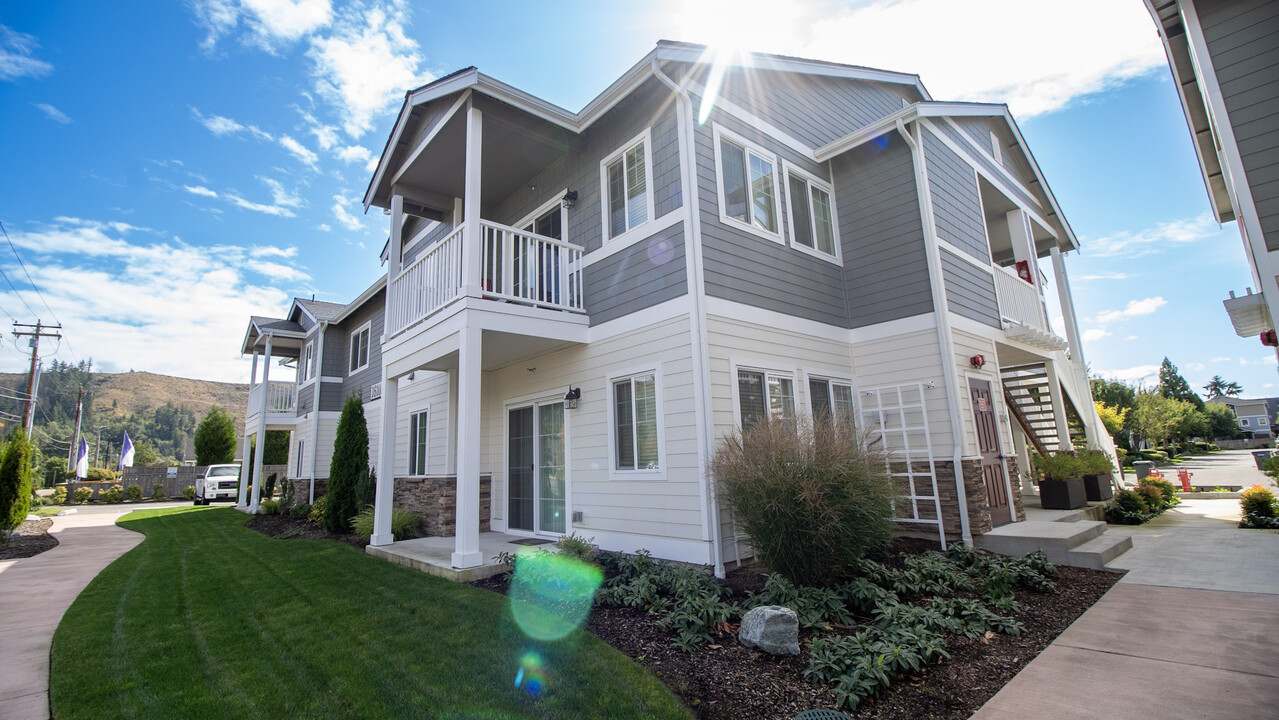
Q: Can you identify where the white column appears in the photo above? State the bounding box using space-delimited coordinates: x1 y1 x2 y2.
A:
370 372 399 546
1050 247 1101 450
1043 359 1074 452
460 104 483 299
452 326 483 568
446 370 458 474
308 323 327 503
389 194 404 277
250 350 259 386
250 335 271 512
236 433 251 507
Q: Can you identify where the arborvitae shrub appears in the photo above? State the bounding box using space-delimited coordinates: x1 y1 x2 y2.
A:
324 395 369 534
0 431 32 532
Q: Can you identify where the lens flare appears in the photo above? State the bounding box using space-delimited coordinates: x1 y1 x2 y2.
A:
513 651 548 697
647 236 675 266
509 551 603 642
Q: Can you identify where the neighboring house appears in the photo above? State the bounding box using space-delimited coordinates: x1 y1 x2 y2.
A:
239 280 386 508
326 40 1117 576
1144 1 1279 355
1207 394 1275 437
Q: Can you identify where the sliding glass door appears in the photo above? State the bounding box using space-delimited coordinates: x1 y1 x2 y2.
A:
507 401 565 535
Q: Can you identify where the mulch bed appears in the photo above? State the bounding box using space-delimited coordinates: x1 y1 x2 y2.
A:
0 517 59 560
245 513 369 549
469 538 1122 720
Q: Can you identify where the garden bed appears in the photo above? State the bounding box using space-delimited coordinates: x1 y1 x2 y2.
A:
470 539 1121 720
0 517 59 560
245 511 368 549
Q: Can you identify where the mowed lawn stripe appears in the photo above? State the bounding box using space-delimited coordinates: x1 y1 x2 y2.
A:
51 507 690 720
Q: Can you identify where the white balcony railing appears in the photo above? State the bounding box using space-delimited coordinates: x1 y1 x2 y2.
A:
388 220 585 337
993 264 1048 332
247 380 298 419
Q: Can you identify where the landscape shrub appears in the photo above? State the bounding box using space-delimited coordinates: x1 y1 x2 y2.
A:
51 486 67 504
1135 483 1166 512
289 502 311 520
279 475 294 508
554 532 597 563
125 484 143 501
262 473 276 500
325 395 369 534
1239 485 1279 528
1075 449 1114 476
100 485 124 504
73 487 93 504
1141 477 1179 509
746 573 854 629
350 506 421 540
181 486 195 500
151 484 166 499
258 499 281 515
85 467 118 483
712 417 894 584
0 430 32 532
1032 452 1083 481
1107 489 1153 525
353 467 376 511
308 495 328 525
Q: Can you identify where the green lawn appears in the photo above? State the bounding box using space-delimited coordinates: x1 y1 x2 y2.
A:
51 507 689 720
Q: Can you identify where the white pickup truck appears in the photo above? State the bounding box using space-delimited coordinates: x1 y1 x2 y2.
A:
194 464 242 505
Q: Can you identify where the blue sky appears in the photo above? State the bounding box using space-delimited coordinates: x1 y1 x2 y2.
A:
0 0 1271 397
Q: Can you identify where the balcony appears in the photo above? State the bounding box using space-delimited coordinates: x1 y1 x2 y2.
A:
388 220 586 338
993 264 1066 351
246 380 298 431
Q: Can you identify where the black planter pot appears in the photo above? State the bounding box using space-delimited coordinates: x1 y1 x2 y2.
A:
1039 477 1088 509
1083 474 1114 502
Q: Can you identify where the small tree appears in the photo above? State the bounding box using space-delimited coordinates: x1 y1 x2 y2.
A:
132 441 163 467
0 431 33 533
1095 401 1128 439
324 394 369 533
1204 402 1244 440
1134 391 1194 453
194 406 237 466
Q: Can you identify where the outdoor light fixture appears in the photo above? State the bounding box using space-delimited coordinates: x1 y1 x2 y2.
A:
564 387 581 409
563 190 578 209
970 354 986 369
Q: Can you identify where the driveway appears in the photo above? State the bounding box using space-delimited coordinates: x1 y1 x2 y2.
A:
973 498 1279 718
1162 448 1275 491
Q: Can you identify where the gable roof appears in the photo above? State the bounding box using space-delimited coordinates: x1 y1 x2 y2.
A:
295 298 346 322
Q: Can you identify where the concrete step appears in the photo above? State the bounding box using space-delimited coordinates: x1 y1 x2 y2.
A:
974 520 1107 566
1067 533 1133 570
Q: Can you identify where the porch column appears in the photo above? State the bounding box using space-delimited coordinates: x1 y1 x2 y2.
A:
459 104 483 299
236 432 251 508
1006 209 1040 294
249 334 271 512
370 371 399 546
308 323 327 503
1043 359 1074 452
1050 246 1099 449
452 326 483 568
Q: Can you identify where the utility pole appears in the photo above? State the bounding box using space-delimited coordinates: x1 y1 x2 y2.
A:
67 387 83 475
12 320 62 436
94 425 107 467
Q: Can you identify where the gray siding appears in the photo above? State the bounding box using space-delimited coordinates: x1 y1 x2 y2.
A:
832 130 933 328
321 325 347 378
337 300 385 404
923 128 990 262
297 385 314 415
951 116 1037 191
940 248 1000 328
933 120 1041 212
584 222 687 326
402 216 456 265
1199 0 1279 250
318 382 345 413
694 93 848 327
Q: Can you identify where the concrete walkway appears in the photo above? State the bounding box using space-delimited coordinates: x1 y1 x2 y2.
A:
973 498 1279 719
0 508 148 720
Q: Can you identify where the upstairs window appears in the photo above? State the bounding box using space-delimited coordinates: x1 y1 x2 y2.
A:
737 369 795 431
349 323 370 375
601 132 652 241
715 127 781 241
299 341 315 383
613 372 660 472
786 169 839 260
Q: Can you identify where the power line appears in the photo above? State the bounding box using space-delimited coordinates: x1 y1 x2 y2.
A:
0 221 60 325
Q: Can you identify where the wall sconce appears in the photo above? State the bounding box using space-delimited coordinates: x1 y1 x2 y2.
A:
564 387 581 409
970 354 986 369
563 190 578 209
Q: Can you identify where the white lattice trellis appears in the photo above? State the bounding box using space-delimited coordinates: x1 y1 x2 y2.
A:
858 382 946 549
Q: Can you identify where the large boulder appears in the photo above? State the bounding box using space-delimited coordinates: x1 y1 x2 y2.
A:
738 605 799 655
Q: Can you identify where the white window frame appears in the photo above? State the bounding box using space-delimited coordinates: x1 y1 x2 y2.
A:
599 129 655 247
803 371 857 425
730 360 798 430
348 321 371 376
298 340 316 387
295 439 305 478
1241 418 1250 426
782 161 842 264
515 189 570 239
408 407 429 477
606 364 666 480
713 124 784 244
990 130 1003 165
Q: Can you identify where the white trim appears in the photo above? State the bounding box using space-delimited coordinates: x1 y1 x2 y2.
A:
319 376 343 383
683 78 818 163
605 363 667 481
348 320 372 375
922 117 1047 219
705 295 850 344
406 404 431 477
514 188 570 234
849 311 938 344
391 90 472 188
402 218 445 257
728 358 800 430
501 394 572 538
712 123 786 244
937 241 996 275
587 295 689 342
599 128 657 246
580 213 682 269
798 369 858 423
782 160 842 264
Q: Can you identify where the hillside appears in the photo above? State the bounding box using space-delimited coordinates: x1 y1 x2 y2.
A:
0 370 248 427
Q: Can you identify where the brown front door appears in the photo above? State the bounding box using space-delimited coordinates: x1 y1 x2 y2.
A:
970 378 1012 526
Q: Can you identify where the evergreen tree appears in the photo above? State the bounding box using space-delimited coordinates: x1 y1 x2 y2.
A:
324 394 369 533
1157 358 1205 410
1203 375 1243 398
194 406 237 465
0 431 32 533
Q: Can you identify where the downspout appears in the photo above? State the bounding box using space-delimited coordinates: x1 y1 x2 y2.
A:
307 321 327 503
652 59 725 578
898 117 973 546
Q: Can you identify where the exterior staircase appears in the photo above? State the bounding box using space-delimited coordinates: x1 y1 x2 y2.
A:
974 505 1132 570
1001 362 1087 454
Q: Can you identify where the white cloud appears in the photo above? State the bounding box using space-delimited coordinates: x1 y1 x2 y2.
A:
1086 214 1218 259
277 134 319 167
250 245 297 259
246 259 310 282
1126 335 1138 341
1095 297 1167 324
183 185 219 198
1076 271 1130 282
1209 356 1233 363
192 0 332 51
1081 328 1108 342
192 107 245 136
1185 362 1205 371
33 103 71 124
1097 365 1160 383
258 176 304 208
316 223 332 232
300 109 340 149
801 0 1163 117
0 25 53 80
0 218 305 381
308 5 432 138
336 144 378 171
332 194 364 231
226 193 296 217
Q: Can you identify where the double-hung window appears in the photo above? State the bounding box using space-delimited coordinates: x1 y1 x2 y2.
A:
295 440 305 477
737 369 795 431
716 127 781 240
809 377 856 426
786 168 839 259
349 323 370 375
409 410 428 476
601 131 652 241
613 372 660 472
299 342 314 384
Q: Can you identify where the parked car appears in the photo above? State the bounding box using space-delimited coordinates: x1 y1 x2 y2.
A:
194 464 241 505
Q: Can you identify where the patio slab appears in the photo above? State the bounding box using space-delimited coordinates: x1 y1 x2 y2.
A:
366 531 551 582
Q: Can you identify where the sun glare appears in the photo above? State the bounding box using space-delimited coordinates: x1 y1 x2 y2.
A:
674 0 794 54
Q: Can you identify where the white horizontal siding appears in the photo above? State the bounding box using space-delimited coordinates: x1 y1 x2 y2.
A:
849 327 954 457
952 330 1014 459
393 372 451 477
